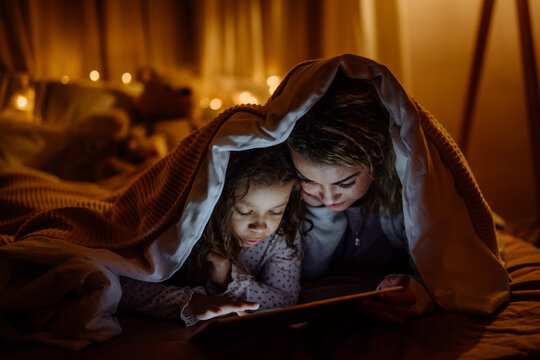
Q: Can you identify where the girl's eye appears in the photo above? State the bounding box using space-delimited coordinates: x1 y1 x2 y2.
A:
269 210 284 216
339 181 356 189
299 178 313 184
235 208 252 216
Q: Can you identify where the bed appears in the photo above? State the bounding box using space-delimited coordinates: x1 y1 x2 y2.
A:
1 55 540 359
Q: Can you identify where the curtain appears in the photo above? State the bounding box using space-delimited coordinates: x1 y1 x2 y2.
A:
0 0 197 81
0 0 403 107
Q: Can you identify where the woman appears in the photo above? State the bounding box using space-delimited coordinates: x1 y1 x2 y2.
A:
272 55 510 322
287 71 433 321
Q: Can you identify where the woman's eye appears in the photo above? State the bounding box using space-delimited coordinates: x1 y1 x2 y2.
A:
235 208 252 216
339 181 356 189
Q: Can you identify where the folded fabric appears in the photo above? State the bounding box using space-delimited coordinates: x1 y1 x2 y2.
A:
0 54 509 348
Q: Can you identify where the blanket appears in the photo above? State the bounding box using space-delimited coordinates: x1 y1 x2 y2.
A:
0 54 509 349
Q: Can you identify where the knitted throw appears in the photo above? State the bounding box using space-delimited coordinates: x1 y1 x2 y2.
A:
0 105 266 248
0 54 508 349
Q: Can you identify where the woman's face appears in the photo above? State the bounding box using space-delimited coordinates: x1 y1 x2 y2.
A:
231 182 293 247
290 149 372 211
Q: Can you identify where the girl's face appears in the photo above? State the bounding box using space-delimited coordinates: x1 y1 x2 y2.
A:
231 182 293 247
290 149 372 212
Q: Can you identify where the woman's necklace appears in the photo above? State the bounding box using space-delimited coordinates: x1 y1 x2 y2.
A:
354 216 366 247
349 205 367 247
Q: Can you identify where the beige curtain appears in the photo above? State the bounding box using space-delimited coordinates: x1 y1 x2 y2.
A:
0 0 404 102
0 0 197 81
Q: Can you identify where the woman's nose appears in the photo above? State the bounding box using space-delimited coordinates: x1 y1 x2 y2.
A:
319 187 340 204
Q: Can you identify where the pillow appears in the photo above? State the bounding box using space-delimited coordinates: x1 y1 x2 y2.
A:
35 81 117 127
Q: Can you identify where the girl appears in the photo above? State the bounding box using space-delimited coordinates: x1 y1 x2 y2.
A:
120 144 304 326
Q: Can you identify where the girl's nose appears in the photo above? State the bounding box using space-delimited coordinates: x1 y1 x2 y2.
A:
249 219 267 232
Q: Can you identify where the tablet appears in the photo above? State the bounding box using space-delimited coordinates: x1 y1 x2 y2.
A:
188 285 404 341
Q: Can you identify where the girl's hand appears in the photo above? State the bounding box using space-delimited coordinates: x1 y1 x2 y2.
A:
360 274 417 323
188 293 259 321
206 250 232 289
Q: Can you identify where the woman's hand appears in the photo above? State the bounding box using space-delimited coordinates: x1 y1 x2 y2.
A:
206 250 232 289
360 274 417 323
188 293 259 321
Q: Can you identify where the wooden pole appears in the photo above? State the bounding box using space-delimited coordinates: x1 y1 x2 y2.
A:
516 0 540 221
460 0 495 156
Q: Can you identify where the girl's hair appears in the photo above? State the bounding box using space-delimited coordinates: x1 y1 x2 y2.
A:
286 70 402 217
200 144 304 274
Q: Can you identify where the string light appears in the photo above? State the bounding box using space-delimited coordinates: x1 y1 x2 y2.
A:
121 72 132 84
11 88 35 112
266 75 280 94
209 98 222 110
14 95 28 110
89 70 100 81
60 75 70 84
238 91 258 104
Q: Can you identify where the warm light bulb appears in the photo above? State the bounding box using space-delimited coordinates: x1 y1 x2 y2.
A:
14 95 28 110
266 75 280 87
238 91 252 103
60 75 70 84
121 72 132 84
11 88 35 112
89 70 100 81
209 98 222 110
238 91 258 104
267 75 280 94
199 97 210 108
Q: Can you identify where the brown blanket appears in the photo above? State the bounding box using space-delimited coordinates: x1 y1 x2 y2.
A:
0 105 264 248
0 54 510 349
0 104 267 349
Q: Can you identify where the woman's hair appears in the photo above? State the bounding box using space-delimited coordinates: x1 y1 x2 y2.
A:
286 70 402 217
200 143 304 274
